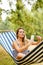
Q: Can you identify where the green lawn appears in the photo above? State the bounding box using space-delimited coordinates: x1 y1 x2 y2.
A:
0 45 16 65
0 45 43 65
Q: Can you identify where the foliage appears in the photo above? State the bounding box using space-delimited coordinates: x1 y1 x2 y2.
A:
0 0 43 39
0 0 1 2
0 19 13 30
32 0 43 11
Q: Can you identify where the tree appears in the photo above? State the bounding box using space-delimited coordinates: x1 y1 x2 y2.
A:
0 0 43 39
32 0 43 11
31 0 43 39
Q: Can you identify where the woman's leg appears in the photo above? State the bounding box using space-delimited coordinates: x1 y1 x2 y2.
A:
16 53 25 59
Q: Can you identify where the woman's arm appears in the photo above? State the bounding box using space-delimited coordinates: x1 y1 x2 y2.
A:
12 41 31 53
31 36 42 45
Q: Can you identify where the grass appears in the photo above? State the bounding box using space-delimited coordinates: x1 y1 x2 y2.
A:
0 45 43 65
0 45 16 65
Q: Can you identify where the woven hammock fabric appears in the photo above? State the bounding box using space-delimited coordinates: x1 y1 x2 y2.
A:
0 31 43 65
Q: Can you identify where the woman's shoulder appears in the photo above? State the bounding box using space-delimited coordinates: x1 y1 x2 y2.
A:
25 38 30 41
12 40 19 49
13 40 17 44
25 39 30 44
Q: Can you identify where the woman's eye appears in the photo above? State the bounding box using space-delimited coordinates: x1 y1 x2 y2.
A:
20 31 24 33
20 31 22 33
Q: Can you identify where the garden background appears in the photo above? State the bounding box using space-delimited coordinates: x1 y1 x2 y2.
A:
0 0 43 65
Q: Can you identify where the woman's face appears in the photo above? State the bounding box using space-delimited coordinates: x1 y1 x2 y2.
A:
18 29 25 38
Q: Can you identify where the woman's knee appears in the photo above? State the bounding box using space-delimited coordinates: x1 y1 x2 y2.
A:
18 53 25 57
16 53 25 59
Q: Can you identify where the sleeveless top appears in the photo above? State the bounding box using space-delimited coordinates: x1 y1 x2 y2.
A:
13 40 29 58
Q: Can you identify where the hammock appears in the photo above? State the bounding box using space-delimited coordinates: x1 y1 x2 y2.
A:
0 30 43 65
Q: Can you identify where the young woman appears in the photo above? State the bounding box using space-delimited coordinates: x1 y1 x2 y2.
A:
12 28 42 59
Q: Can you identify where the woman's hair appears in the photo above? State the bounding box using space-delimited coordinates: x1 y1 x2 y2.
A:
16 27 25 42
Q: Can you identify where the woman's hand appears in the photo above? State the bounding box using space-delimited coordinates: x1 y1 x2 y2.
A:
36 36 42 41
30 36 42 45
